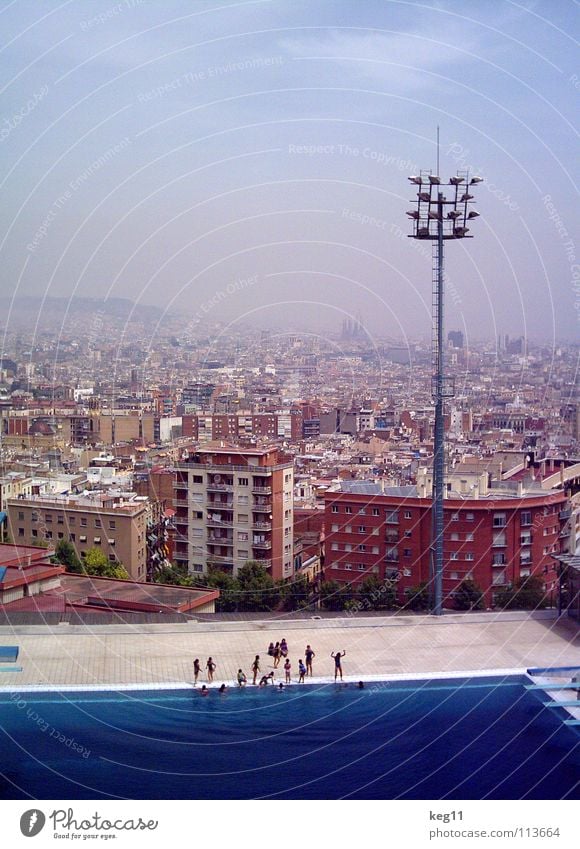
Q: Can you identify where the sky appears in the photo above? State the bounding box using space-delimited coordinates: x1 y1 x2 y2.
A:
0 0 578 344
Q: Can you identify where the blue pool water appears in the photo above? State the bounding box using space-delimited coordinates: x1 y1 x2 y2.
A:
0 675 578 800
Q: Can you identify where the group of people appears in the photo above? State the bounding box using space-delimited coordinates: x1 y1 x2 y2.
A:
193 646 348 688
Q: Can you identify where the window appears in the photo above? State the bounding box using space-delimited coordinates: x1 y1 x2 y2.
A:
95 519 102 528
403 568 412 577
109 520 116 529
465 552 474 561
521 511 532 526
450 571 458 581
79 535 87 543
45 531 52 539
80 517 87 527
466 512 474 522
93 537 101 544
358 544 366 552
451 512 460 522
331 542 339 551
31 511 39 523
331 523 339 532
238 514 248 523
18 527 24 537
344 564 352 571
31 529 38 538
238 477 248 486
358 508 366 515
345 506 352 514
493 513 506 528
237 531 248 541
386 510 399 524
451 532 459 541
193 475 203 484
108 554 116 562
450 552 458 560
404 530 411 538
58 532 64 539
403 548 412 557
358 564 365 571
372 508 380 516
69 516 75 524
466 533 474 541
372 546 379 554
332 506 339 513
493 532 506 547
358 526 366 534
493 553 506 565
80 551 86 558
345 544 352 552
386 546 398 562
345 525 352 533
108 538 115 545
237 495 249 506
520 531 532 545
70 533 75 542
192 528 203 538
404 511 412 519
18 511 24 521
57 515 64 525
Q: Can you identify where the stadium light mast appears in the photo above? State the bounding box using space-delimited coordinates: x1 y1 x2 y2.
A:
406 164 482 615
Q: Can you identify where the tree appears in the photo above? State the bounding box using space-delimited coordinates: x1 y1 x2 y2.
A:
236 561 280 611
53 539 82 573
404 581 430 611
82 548 129 580
358 575 398 611
154 565 193 586
192 570 239 612
453 578 485 611
494 575 548 610
279 574 313 611
319 579 350 611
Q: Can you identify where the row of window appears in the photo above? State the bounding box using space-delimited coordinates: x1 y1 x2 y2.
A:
19 528 116 546
26 511 117 530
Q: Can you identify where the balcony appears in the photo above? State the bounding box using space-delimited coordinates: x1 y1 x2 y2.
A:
174 552 188 563
252 503 272 513
207 555 234 566
207 535 234 545
253 539 272 550
559 509 571 521
207 500 234 509
253 521 272 530
492 572 507 586
207 483 234 492
252 486 272 495
207 517 234 527
174 498 188 507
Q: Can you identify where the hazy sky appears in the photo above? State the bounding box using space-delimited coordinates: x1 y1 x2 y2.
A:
1 0 578 343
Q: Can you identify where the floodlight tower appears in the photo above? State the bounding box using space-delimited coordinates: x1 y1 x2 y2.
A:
406 167 482 615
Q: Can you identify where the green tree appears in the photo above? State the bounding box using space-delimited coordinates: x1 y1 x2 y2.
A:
404 581 430 611
53 539 82 573
453 578 485 611
319 579 349 611
279 574 313 611
153 564 193 586
193 569 240 612
82 548 129 580
236 561 280 611
358 575 398 611
494 575 548 610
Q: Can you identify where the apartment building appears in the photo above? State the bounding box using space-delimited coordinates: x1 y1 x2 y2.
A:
6 493 148 581
324 480 570 607
173 444 294 581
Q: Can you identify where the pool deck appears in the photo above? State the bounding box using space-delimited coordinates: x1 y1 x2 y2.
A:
0 609 578 692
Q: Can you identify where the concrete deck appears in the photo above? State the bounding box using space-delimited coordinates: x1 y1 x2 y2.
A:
0 610 578 690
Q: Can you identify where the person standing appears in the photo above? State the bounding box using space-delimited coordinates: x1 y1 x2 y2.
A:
193 658 201 685
280 638 288 658
298 659 306 683
206 657 216 682
272 642 282 668
284 658 291 683
305 644 315 676
252 654 261 685
331 650 346 681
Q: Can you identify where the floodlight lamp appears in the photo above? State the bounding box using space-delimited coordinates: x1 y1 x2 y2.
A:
408 176 422 184
470 176 483 184
428 211 441 219
449 176 465 185
406 210 420 219
447 211 462 219
417 227 430 236
460 193 474 202
453 226 469 236
418 192 431 202
428 175 441 185
467 211 480 219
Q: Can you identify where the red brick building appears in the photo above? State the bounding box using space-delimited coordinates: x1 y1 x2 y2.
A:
324 482 569 607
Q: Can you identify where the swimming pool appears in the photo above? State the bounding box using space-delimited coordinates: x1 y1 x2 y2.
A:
0 675 578 800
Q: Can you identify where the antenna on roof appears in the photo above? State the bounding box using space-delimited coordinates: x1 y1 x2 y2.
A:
436 125 440 176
